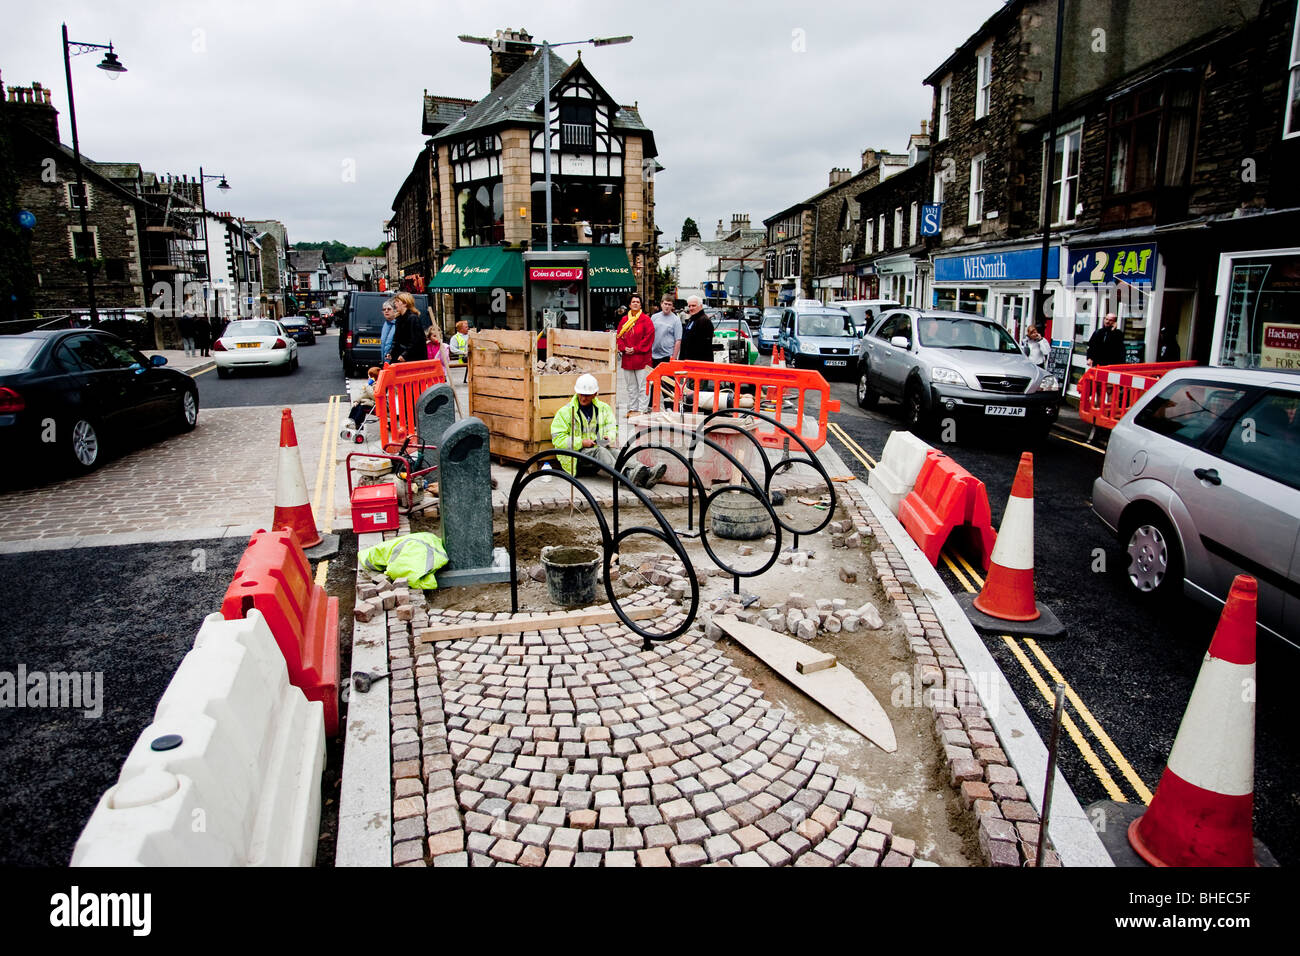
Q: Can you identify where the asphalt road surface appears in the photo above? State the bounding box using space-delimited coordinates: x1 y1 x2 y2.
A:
197 328 345 409
826 379 1298 866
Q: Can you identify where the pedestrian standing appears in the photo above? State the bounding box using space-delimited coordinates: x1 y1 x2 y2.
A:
651 296 683 368
193 314 211 357
678 295 715 363
388 292 427 362
1157 327 1181 363
449 320 470 363
379 300 398 362
425 324 453 380
615 294 655 415
1023 325 1050 366
1085 312 1126 368
178 314 196 357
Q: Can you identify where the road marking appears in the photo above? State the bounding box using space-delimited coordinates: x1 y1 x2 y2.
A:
827 422 877 470
189 366 213 377
942 550 1143 804
1051 432 1105 455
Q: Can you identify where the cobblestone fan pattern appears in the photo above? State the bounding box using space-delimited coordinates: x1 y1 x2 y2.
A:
367 474 1059 867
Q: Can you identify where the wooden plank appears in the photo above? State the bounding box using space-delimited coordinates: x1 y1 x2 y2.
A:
418 605 659 643
714 615 897 753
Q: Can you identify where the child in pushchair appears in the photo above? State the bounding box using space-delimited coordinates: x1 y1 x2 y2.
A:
341 367 381 443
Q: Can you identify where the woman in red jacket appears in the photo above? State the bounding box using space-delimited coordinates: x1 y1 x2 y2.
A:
616 294 655 415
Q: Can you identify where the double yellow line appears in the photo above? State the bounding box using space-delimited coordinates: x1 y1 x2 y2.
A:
310 394 344 586
825 420 1149 803
942 549 1152 805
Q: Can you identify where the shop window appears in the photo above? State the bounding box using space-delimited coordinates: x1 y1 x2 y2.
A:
1218 253 1300 369
935 288 957 311
1047 126 1082 225
968 155 985 225
560 103 595 149
531 180 622 244
937 76 951 140
975 43 992 120
958 288 988 315
1106 78 1196 196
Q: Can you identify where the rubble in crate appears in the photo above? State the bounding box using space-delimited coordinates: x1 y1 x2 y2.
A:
534 357 585 374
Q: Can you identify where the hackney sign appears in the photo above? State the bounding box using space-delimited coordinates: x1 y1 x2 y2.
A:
933 246 1060 283
1068 243 1158 286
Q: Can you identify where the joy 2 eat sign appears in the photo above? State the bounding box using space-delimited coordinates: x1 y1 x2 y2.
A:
1068 243 1157 285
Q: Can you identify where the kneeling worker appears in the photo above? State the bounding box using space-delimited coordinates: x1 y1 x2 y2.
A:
551 374 666 488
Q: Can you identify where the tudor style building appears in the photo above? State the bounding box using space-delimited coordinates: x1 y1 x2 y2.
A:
389 29 659 331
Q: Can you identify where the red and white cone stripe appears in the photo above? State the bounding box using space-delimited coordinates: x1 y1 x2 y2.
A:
1128 575 1258 867
271 408 322 549
972 452 1039 621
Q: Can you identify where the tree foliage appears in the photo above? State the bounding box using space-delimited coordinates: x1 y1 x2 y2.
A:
292 240 384 261
680 217 700 242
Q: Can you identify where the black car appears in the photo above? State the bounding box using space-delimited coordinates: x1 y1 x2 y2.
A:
0 329 199 474
280 316 316 346
339 291 429 377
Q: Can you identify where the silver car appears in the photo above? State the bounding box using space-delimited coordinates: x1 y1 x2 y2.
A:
855 309 1060 438
1092 366 1300 646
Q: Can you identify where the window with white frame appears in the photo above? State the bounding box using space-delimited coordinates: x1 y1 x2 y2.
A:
968 154 986 224
876 214 885 252
910 202 919 241
69 226 99 259
934 173 945 204
1285 4 1300 138
863 220 874 254
938 76 952 140
1046 125 1083 225
975 42 993 120
894 208 904 248
66 183 89 210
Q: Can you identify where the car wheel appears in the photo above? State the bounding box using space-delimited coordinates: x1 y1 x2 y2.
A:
177 388 199 432
905 382 931 436
216 366 231 379
1124 512 1183 600
856 366 879 410
64 416 102 474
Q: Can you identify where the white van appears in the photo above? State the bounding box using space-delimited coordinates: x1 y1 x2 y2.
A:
836 299 902 334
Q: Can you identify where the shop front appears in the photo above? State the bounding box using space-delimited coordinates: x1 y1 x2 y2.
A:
429 246 524 330
1211 248 1300 370
874 254 925 308
1063 241 1160 386
931 244 1062 344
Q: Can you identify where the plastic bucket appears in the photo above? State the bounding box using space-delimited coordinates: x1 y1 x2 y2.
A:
540 546 601 606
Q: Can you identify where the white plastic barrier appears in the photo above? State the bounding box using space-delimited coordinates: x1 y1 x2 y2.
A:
72 610 326 867
868 431 935 516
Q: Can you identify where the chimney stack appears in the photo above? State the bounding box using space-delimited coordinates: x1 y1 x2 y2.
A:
829 167 852 187
490 28 536 90
5 78 59 142
860 149 878 171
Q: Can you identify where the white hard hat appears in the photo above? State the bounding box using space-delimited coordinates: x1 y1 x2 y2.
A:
575 373 599 395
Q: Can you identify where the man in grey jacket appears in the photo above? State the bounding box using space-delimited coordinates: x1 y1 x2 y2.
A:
651 296 682 367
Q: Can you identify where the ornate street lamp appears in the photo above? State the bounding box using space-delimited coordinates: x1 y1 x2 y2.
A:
61 24 127 323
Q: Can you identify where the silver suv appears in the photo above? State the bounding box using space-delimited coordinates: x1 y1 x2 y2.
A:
855 309 1060 437
1092 366 1300 645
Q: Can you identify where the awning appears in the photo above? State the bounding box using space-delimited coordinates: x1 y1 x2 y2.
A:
429 247 524 292
556 244 636 292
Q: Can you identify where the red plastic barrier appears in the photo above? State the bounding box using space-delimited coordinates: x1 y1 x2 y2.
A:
897 453 997 569
1078 361 1197 430
645 361 841 452
221 529 340 736
374 359 447 452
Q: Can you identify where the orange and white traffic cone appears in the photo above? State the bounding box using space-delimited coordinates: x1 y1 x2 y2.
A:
771 345 784 368
1128 575 1260 866
272 408 322 549
957 452 1064 636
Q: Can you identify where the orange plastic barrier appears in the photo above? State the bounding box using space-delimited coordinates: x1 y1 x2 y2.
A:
221 529 340 736
645 361 842 452
374 359 447 451
897 452 997 569
1078 361 1197 430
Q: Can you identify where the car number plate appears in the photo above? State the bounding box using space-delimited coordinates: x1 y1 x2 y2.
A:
358 337 380 345
985 405 1026 417
236 342 261 349
824 360 847 367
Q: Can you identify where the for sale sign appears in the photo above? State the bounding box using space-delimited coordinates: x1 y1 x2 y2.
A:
1261 322 1300 369
529 267 584 281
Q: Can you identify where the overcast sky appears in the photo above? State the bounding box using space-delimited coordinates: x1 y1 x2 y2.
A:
6 0 1002 248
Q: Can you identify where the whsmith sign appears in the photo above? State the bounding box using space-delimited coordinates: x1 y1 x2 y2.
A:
933 247 1060 284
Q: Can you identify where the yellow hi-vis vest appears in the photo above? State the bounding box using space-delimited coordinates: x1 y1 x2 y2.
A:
359 532 449 590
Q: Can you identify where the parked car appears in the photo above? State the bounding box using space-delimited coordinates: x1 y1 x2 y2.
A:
855 308 1060 437
0 329 198 474
213 319 299 377
757 307 789 354
280 316 316 346
778 306 858 378
307 310 329 335
339 291 428 377
836 299 902 335
1091 366 1300 645
712 317 759 364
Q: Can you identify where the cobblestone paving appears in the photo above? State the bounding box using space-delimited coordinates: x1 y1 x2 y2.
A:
390 590 915 868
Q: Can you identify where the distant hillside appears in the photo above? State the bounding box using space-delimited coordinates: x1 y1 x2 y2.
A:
292 240 384 262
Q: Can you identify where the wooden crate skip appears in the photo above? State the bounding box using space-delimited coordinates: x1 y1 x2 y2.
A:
467 328 617 463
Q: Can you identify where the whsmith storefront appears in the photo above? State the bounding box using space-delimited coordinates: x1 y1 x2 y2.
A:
931 244 1062 342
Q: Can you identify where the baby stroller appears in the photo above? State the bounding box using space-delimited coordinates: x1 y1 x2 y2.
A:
340 411 378 445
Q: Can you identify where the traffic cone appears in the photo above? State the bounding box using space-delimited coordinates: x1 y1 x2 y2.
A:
772 345 783 368
271 408 322 549
1128 575 1259 867
956 452 1064 636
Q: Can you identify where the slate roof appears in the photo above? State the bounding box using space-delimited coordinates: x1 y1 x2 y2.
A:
289 249 326 271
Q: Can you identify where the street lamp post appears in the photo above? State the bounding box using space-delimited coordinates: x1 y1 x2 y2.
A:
61 24 126 324
459 33 632 252
197 168 230 323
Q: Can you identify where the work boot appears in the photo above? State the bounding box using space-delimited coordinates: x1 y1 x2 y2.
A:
625 463 651 487
642 463 668 490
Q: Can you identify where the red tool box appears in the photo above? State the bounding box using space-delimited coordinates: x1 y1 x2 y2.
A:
350 482 399 533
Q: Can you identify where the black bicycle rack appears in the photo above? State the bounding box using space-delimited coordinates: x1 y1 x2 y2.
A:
506 448 700 649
